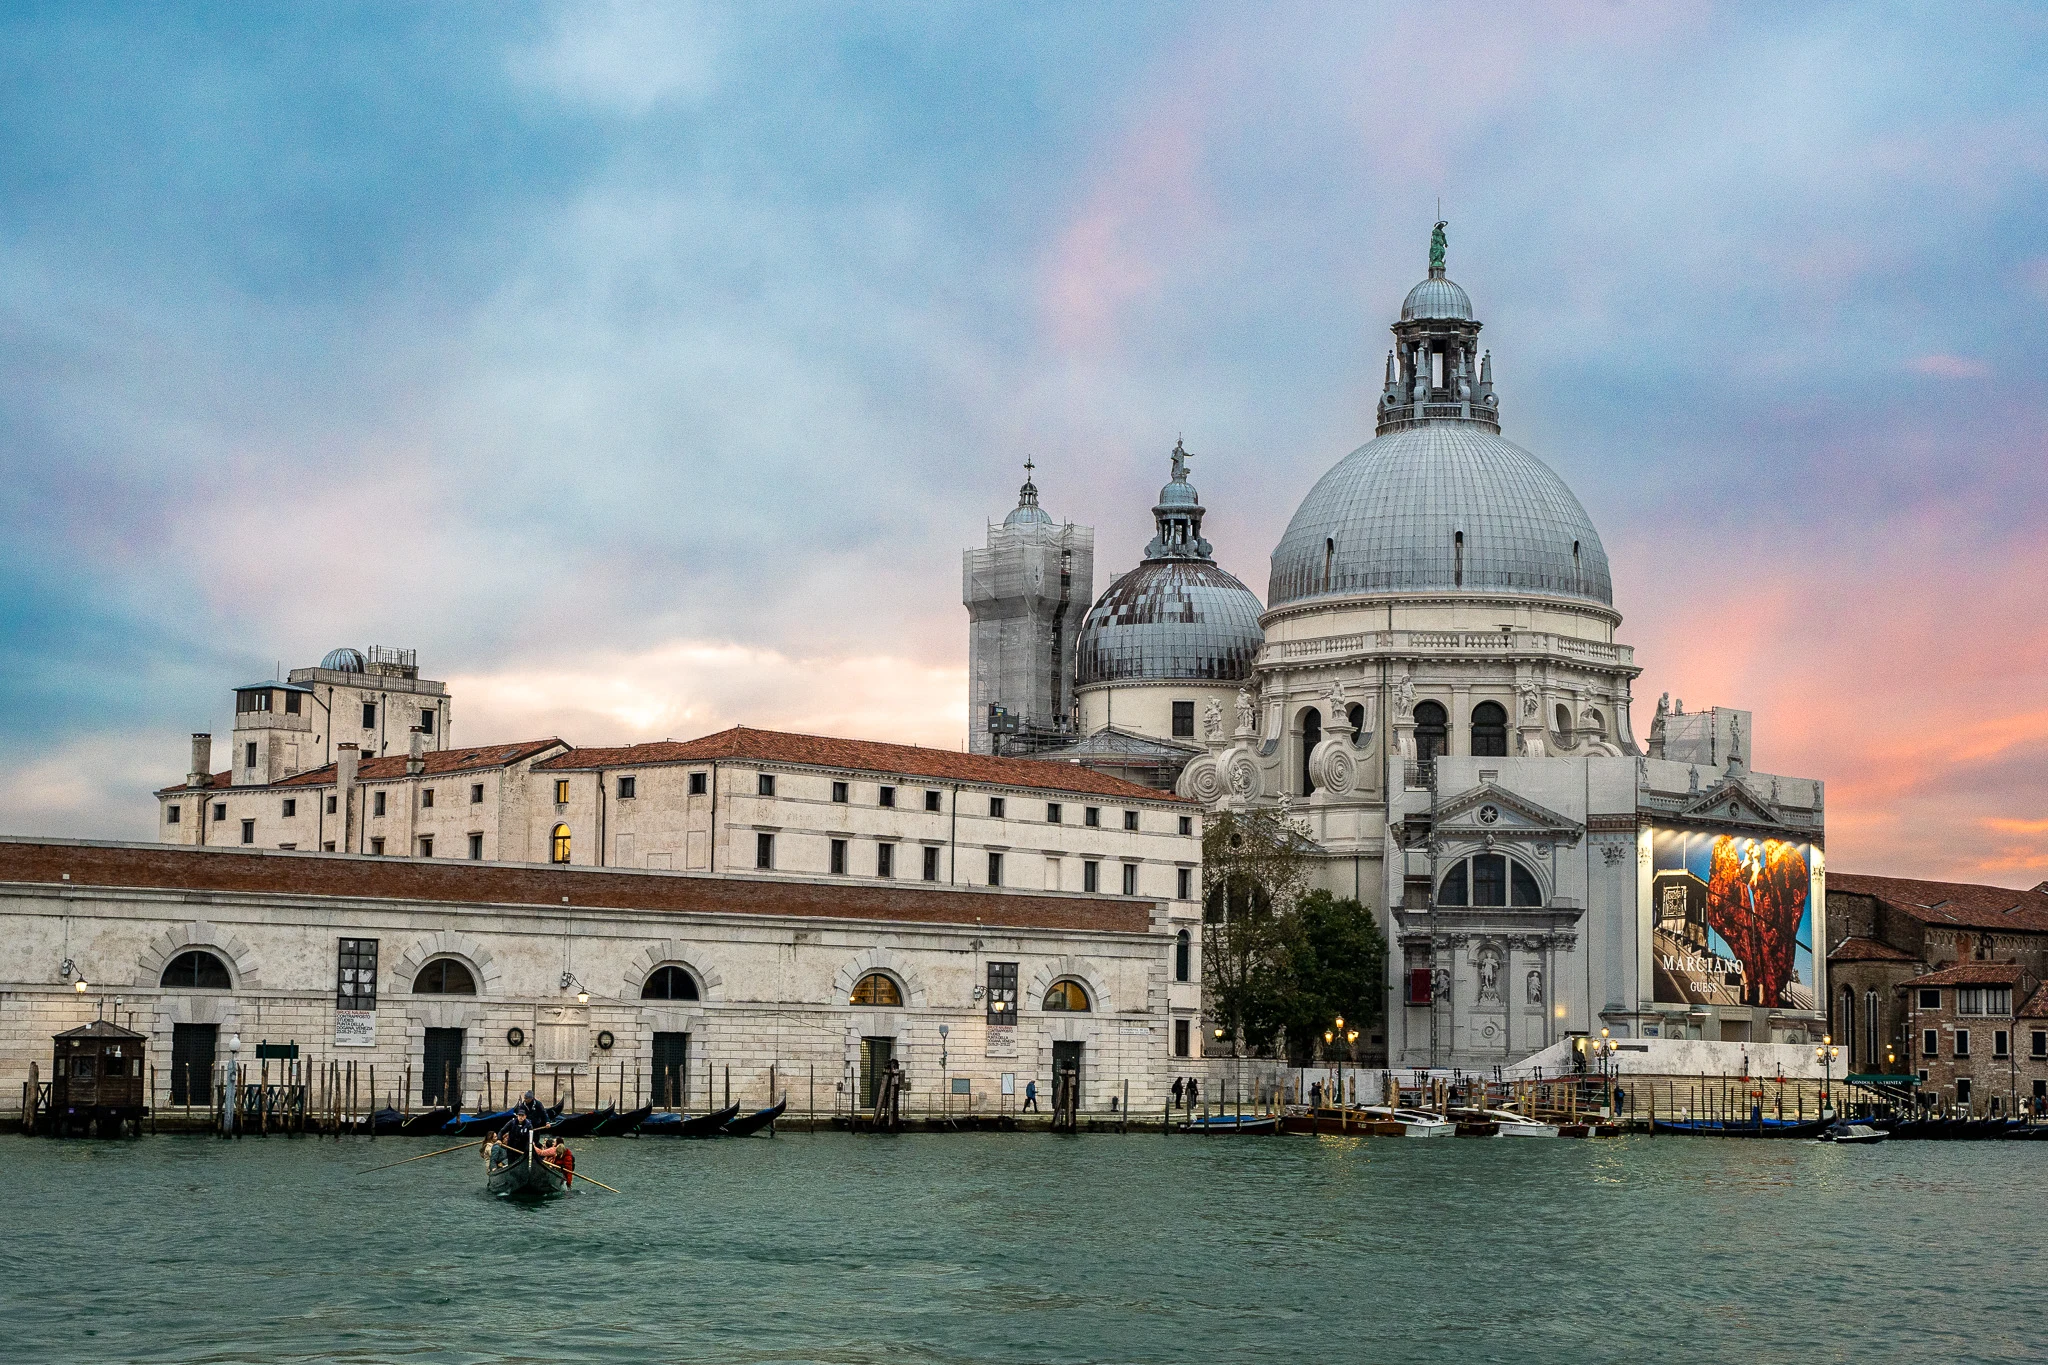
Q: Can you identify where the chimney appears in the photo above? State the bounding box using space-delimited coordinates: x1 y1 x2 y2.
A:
188 734 213 788
336 743 359 850
407 726 426 776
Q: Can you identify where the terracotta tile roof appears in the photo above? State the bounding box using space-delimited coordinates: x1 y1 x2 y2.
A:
1828 936 1916 964
1828 872 2048 934
156 741 566 795
2020 983 2048 1019
533 726 1188 802
0 839 1153 935
1903 961 2023 988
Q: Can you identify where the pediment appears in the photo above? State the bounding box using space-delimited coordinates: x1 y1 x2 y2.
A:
1434 782 1583 843
1676 776 1785 830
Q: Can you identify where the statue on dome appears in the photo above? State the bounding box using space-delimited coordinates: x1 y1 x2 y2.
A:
1429 220 1448 273
1169 438 1191 484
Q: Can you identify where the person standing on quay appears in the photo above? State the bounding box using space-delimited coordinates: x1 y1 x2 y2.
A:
1172 1077 1184 1109
1023 1078 1039 1112
1185 1077 1199 1112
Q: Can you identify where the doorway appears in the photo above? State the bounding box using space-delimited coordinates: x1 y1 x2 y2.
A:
859 1036 895 1110
1053 1040 1083 1109
652 1031 690 1109
422 1027 464 1106
170 1023 217 1106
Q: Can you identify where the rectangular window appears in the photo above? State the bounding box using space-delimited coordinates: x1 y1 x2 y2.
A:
244 741 257 769
1083 860 1099 893
373 790 386 817
877 843 894 878
2033 1030 2047 1059
1994 1029 2010 1058
758 773 775 797
166 805 181 824
1923 1028 1939 1057
282 798 296 818
419 707 435 735
1174 1017 1190 1058
1958 1077 1972 1105
284 691 301 715
323 841 336 852
1919 988 1941 1009
470 783 483 803
1124 810 1139 831
326 794 338 814
418 835 434 858
370 837 385 856
1989 987 2012 1015
1178 867 1193 900
922 846 940 881
468 832 484 860
832 781 849 803
830 839 848 874
879 786 896 808
986 962 1018 1024
240 819 255 844
213 802 227 821
617 775 636 799
336 938 378 1011
421 788 434 808
925 789 941 812
1046 803 1062 823
989 796 1006 818
1955 1029 1971 1058
362 702 376 729
554 778 570 804
1179 815 1193 836
689 771 708 796
987 852 1003 886
1085 806 1100 828
1959 988 1984 1016
1122 862 1138 895
1172 700 1195 737
756 833 774 869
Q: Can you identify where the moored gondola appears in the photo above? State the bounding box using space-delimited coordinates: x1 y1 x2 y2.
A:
639 1101 741 1137
721 1097 786 1137
400 1106 455 1136
1650 1116 1832 1138
592 1103 653 1137
548 1104 614 1138
1178 1113 1280 1135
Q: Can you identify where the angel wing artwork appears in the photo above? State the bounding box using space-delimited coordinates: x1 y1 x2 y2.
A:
1702 836 1810 1008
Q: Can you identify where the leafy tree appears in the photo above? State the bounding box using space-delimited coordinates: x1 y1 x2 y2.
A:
1201 808 1311 1056
1278 890 1388 1066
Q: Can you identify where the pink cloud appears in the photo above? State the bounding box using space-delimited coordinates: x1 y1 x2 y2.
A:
1908 353 1989 378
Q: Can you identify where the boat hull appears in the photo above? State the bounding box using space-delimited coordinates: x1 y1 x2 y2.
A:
486 1146 567 1200
722 1098 787 1137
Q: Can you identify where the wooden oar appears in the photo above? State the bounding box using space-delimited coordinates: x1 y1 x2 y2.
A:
543 1158 620 1194
356 1139 481 1174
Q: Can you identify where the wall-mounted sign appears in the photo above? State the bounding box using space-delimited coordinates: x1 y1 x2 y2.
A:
334 1011 375 1047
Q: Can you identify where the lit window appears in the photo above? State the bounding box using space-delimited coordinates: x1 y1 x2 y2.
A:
1043 980 1091 1012
553 779 570 804
550 824 571 864
850 973 902 1007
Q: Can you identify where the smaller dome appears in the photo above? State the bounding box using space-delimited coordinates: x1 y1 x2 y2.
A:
1401 275 1472 321
1004 503 1054 527
320 647 366 672
1076 560 1264 686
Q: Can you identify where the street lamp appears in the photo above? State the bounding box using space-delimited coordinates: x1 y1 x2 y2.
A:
1814 1034 1840 1118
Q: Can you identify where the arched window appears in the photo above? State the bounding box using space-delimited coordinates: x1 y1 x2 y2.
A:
1174 929 1191 982
1043 979 1091 1011
413 958 477 994
1471 701 1509 758
1347 703 1365 740
1437 854 1542 908
161 950 231 990
1414 700 1448 768
1553 704 1573 746
550 824 572 864
850 972 902 1007
1322 537 1334 591
1838 986 1855 1064
1865 989 1879 1069
641 965 700 1001
1300 708 1322 797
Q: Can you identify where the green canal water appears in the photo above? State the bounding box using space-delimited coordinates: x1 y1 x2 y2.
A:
6 1130 2038 1364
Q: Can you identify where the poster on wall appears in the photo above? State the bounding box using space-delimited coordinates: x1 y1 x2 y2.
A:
1649 827 1817 1011
334 1010 376 1046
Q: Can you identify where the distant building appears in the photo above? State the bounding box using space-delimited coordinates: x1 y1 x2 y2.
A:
963 465 1093 753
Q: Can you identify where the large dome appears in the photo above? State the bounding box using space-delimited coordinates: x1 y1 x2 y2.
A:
1401 275 1472 321
1077 559 1264 685
1268 423 1612 609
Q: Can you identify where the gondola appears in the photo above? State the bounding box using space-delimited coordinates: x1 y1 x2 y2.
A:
1650 1116 1832 1138
1178 1113 1280 1135
445 1101 564 1137
592 1103 653 1137
400 1106 455 1136
484 1137 569 1200
721 1097 786 1137
639 1102 741 1137
547 1104 614 1138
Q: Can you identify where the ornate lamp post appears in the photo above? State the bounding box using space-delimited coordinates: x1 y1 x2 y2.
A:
1815 1035 1840 1119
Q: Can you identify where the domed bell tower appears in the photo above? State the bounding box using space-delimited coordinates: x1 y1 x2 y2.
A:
1379 222 1499 436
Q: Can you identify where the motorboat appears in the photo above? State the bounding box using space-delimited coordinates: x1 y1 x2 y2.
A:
1819 1120 1888 1144
1358 1106 1454 1137
1453 1107 1560 1138
1180 1112 1281 1135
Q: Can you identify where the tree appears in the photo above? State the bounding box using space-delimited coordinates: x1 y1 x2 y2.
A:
1201 808 1312 1056
1278 891 1388 1066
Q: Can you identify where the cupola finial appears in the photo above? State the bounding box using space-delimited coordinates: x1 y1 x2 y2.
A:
1429 219 1448 279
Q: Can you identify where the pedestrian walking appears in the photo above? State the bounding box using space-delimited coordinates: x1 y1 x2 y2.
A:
1172 1076 1185 1108
1185 1077 1199 1111
1023 1078 1039 1112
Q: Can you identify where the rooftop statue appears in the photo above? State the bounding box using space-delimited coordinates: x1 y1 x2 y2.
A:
1429 220 1447 274
1169 438 1191 484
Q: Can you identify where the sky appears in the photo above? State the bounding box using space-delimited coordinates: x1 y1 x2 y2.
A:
2 2 2045 886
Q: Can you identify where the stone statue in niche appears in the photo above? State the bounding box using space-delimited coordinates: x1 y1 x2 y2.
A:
1688 765 1701 794
1235 688 1256 735
1526 969 1544 1005
1476 944 1502 1002
1203 698 1224 741
1394 674 1417 718
1518 678 1540 718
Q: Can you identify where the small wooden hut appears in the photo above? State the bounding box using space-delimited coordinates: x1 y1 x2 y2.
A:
46 1018 149 1137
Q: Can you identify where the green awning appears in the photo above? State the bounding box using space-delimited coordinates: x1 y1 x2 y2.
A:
1845 1074 1916 1085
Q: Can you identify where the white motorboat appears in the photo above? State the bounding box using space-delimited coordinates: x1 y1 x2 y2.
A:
1362 1105 1455 1137
1475 1107 1561 1137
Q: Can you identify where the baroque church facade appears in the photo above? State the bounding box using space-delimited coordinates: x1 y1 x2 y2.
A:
972 228 1829 1070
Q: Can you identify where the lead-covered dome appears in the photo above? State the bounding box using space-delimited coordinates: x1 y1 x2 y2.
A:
320 647 367 672
1268 424 1611 608
1401 275 1472 321
1077 440 1264 685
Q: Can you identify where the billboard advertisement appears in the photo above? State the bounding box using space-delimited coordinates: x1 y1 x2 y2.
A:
1649 828 1817 1010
